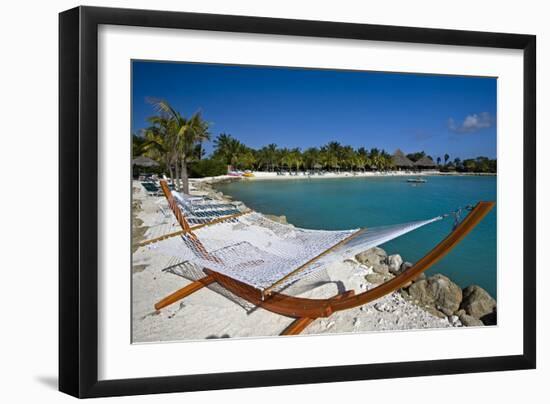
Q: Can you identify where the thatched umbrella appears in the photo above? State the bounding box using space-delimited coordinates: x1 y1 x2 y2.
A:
132 155 160 167
311 163 322 174
415 155 437 169
392 149 414 168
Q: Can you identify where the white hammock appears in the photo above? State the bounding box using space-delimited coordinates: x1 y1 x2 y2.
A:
150 208 442 294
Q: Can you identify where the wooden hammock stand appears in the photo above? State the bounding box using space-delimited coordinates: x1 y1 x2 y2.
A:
150 180 494 336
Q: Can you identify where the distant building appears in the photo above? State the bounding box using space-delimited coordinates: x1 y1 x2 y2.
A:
392 149 415 169
414 155 437 170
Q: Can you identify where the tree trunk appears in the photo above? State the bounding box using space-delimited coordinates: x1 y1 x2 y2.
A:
168 165 174 186
180 157 189 195
166 156 174 185
174 157 180 192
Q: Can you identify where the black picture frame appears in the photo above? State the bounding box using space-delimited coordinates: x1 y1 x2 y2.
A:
59 6 536 398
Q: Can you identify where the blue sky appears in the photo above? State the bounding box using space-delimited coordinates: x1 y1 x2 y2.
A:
132 61 497 160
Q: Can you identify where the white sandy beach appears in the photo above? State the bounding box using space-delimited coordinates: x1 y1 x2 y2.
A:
131 179 461 343
190 169 494 185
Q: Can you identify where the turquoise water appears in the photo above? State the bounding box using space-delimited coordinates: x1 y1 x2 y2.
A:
216 176 497 298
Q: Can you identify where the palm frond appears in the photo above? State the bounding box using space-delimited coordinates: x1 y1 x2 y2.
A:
146 97 180 120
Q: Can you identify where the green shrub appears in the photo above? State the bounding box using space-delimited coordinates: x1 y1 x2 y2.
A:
189 159 227 178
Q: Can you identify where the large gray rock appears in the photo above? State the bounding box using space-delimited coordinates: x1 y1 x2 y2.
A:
366 272 394 285
460 285 496 319
448 315 461 327
388 254 403 274
398 262 415 288
372 263 390 275
366 273 385 284
424 306 447 319
400 261 414 274
355 247 387 266
393 262 419 289
407 274 463 316
459 312 484 327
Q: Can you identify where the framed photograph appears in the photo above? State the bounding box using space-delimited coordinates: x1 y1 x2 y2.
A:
59 6 536 398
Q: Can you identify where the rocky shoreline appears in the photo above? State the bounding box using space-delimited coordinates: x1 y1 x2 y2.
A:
354 246 496 327
190 177 497 328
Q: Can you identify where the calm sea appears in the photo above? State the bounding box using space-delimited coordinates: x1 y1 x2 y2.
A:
215 176 497 298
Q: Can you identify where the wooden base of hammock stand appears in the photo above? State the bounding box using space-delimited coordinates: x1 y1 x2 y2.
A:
281 317 316 336
281 290 356 336
153 200 495 335
154 275 215 311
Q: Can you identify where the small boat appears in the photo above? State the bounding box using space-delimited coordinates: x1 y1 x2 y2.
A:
242 170 255 178
407 177 427 183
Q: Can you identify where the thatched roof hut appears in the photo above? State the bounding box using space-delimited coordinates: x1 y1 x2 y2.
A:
415 155 437 168
132 155 160 167
392 149 414 168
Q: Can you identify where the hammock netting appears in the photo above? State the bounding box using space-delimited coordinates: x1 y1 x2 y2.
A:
147 193 444 296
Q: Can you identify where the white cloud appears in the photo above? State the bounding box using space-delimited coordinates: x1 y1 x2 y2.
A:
448 112 493 133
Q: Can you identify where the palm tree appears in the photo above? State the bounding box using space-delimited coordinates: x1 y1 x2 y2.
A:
322 142 342 171
279 147 292 172
289 148 303 173
436 156 442 166
464 159 477 172
369 148 385 170
185 111 210 160
213 133 246 169
254 147 267 171
193 143 205 160
303 147 320 170
444 153 450 165
213 133 233 163
256 143 279 171
141 116 179 183
340 145 355 171
236 148 256 169
149 99 211 194
356 147 371 171
382 150 393 171
266 143 278 171
132 133 146 156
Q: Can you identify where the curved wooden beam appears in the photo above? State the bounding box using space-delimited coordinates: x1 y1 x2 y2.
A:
154 275 215 310
207 201 495 319
280 290 356 335
204 269 335 318
281 317 316 336
330 201 495 312
159 180 191 232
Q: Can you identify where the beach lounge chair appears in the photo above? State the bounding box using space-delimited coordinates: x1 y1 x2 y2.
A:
175 192 237 211
138 180 494 336
141 181 161 196
154 192 242 226
172 194 241 223
180 208 243 226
